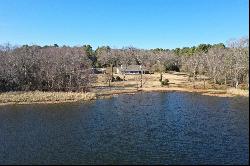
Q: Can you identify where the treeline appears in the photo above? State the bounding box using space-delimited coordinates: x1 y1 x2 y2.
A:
87 37 249 88
88 37 249 88
0 37 248 92
0 45 95 92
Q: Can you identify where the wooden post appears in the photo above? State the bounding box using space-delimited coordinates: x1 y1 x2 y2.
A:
203 78 206 89
140 66 142 88
111 63 113 82
108 75 111 90
140 72 142 88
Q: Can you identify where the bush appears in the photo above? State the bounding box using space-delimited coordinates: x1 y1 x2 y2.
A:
165 65 180 72
161 79 169 86
115 76 123 81
111 77 116 82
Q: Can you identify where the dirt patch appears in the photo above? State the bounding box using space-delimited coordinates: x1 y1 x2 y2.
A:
92 72 249 98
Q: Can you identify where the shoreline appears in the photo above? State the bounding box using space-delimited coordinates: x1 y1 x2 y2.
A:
96 87 249 99
0 87 248 106
0 91 97 106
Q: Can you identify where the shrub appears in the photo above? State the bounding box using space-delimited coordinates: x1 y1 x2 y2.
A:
161 79 169 86
111 77 116 82
115 76 123 81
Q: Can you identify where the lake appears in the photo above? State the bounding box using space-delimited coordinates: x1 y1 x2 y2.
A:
0 92 249 164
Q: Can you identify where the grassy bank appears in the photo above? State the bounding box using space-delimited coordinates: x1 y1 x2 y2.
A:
0 88 248 106
93 86 249 99
0 72 248 106
0 91 96 105
226 88 249 97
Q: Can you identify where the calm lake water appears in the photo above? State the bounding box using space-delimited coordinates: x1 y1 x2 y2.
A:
0 92 249 165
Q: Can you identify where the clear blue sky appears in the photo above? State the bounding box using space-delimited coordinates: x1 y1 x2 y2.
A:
0 0 249 49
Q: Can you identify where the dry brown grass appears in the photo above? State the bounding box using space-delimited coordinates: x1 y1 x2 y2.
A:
92 72 249 98
0 91 96 105
226 88 249 97
93 72 210 90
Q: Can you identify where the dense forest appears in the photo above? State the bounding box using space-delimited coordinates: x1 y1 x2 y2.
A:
0 45 95 92
0 37 248 92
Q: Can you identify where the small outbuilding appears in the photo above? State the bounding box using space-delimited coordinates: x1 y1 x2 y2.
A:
91 68 106 74
117 65 153 75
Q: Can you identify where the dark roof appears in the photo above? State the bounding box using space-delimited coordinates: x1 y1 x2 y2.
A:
91 68 106 71
120 65 149 72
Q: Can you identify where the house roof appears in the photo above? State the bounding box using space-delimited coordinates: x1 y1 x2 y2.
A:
120 65 149 72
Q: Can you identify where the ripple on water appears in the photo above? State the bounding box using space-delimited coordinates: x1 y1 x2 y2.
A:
0 92 248 165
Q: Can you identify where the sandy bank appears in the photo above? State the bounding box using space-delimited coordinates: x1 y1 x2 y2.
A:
141 87 249 97
95 87 249 99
